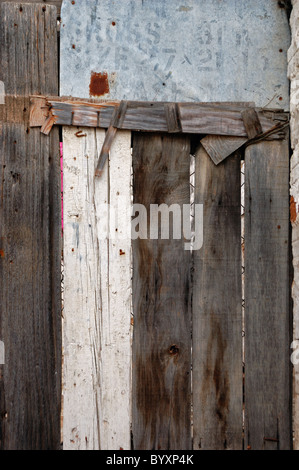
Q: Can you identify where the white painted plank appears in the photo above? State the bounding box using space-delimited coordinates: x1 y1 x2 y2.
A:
62 127 132 450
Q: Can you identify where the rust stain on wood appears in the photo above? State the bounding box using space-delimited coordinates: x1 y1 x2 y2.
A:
0 250 4 258
290 196 297 223
89 72 110 97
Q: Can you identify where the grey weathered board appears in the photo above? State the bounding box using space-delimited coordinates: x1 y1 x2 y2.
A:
0 0 62 16
40 98 287 139
192 145 243 450
60 0 290 109
0 3 61 449
132 133 192 450
244 139 291 450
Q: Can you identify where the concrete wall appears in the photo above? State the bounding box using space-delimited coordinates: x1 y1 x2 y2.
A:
289 0 299 449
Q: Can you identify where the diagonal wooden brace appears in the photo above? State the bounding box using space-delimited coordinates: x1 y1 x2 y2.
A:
95 100 128 177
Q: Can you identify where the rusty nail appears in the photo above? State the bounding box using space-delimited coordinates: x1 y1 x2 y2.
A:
75 130 87 138
119 249 125 256
264 437 279 442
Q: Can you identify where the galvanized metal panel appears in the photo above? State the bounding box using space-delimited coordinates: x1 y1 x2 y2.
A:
60 0 290 108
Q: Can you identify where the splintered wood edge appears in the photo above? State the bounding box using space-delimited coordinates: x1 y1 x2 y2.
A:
27 95 289 164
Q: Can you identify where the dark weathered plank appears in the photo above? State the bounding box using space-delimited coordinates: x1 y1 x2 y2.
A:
164 103 182 133
0 3 61 449
132 133 192 450
192 145 243 450
241 108 263 139
244 138 291 450
179 103 284 137
0 0 62 16
201 135 247 165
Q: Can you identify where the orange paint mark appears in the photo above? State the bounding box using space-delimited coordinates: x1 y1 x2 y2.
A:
89 71 110 97
290 196 297 223
0 249 4 258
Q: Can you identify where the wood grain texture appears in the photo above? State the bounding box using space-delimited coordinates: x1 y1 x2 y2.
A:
42 99 287 139
132 133 192 450
244 139 291 450
63 128 132 450
0 3 61 449
179 103 284 137
201 135 247 165
241 108 263 139
0 0 62 16
192 145 243 450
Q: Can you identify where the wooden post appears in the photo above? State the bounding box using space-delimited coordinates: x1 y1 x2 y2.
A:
0 4 61 449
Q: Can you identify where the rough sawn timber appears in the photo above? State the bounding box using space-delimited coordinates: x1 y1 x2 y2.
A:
0 3 61 450
244 138 291 450
132 133 192 450
192 144 243 450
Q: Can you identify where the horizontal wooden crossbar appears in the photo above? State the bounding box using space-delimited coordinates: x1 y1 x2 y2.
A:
0 95 290 168
27 95 289 138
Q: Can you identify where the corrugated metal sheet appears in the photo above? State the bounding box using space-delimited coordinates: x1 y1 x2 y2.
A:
60 0 290 107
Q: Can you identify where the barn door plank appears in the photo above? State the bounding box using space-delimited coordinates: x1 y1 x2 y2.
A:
0 3 61 449
192 145 243 450
244 139 291 450
132 133 192 450
63 128 132 450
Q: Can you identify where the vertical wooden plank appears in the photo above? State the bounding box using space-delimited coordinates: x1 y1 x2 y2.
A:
132 133 192 450
0 1 62 17
192 145 243 450
0 4 61 449
63 128 132 450
244 139 291 450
